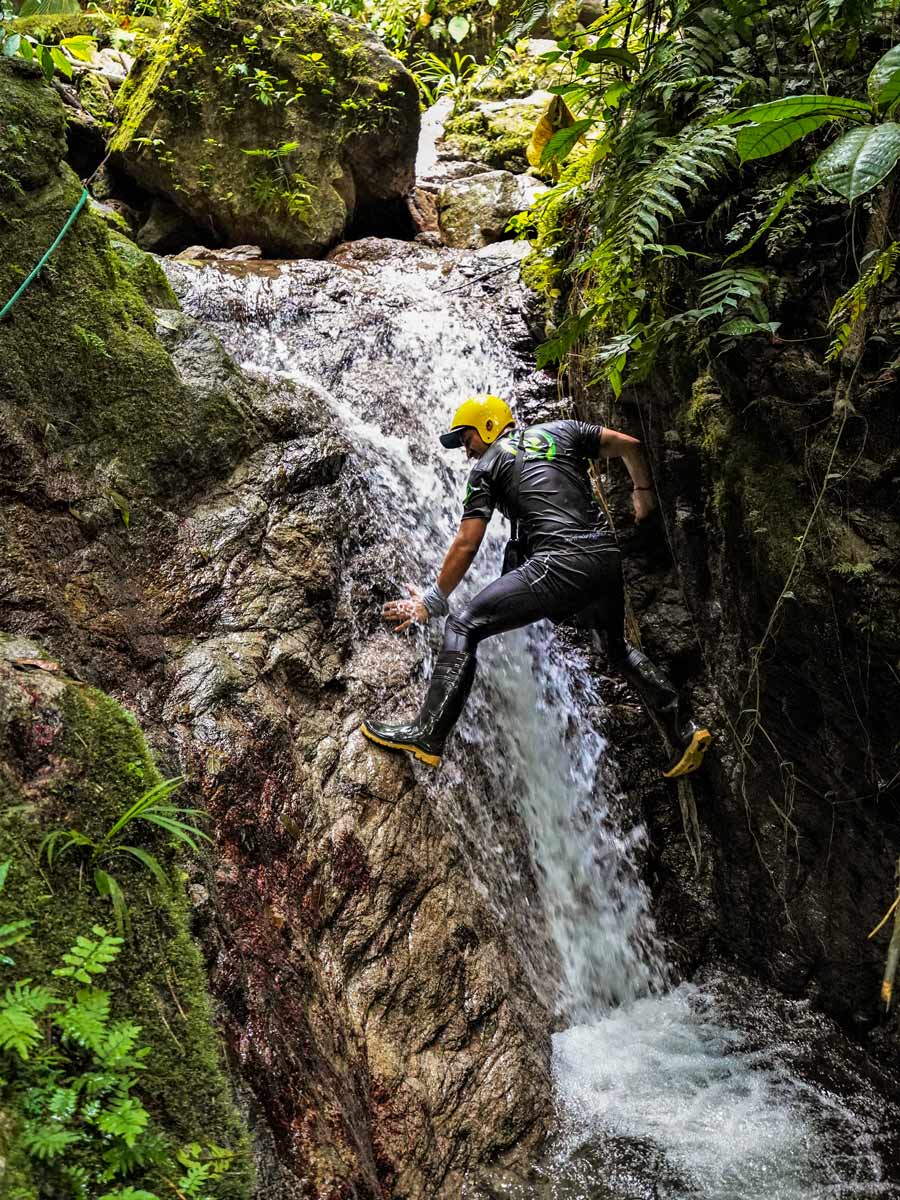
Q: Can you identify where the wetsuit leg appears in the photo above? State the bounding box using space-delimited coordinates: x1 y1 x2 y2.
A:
361 570 546 764
588 562 711 776
587 554 681 735
443 568 547 653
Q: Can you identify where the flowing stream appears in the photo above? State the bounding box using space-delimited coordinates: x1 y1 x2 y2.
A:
162 141 897 1199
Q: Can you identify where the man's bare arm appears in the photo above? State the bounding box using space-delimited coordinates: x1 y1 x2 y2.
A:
437 517 487 595
599 427 656 521
383 518 488 632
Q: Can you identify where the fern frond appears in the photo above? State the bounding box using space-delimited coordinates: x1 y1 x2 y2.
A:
612 126 737 261
53 927 123 984
99 1020 145 1069
21 1125 82 1160
0 1003 42 1059
56 987 111 1053
826 243 900 361
0 919 34 954
96 1096 151 1148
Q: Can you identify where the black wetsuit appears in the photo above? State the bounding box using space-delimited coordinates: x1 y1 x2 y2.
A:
443 420 629 655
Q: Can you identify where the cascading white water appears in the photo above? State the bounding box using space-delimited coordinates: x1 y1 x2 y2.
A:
165 233 892 1198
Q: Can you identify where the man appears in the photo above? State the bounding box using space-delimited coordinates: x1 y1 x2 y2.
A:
361 394 711 779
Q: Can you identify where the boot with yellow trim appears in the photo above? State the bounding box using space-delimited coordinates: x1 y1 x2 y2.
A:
361 651 477 768
612 644 712 779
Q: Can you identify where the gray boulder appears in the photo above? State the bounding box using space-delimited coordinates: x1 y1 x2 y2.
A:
438 170 547 249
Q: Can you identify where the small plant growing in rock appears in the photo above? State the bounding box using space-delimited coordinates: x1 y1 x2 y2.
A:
40 777 209 934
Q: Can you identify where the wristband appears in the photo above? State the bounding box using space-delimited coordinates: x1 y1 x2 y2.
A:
633 486 653 491
422 582 449 618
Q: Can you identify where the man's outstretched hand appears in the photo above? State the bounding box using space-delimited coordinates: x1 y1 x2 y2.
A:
633 489 657 523
382 584 429 633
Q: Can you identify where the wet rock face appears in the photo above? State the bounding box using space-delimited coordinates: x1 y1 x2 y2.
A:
1 194 554 1199
112 0 420 256
593 335 900 1033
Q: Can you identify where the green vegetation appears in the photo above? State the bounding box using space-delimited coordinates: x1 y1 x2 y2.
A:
40 777 209 935
517 0 900 396
0 881 237 1200
0 658 252 1200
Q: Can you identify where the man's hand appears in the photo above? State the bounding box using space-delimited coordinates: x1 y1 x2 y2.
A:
633 488 657 523
382 584 429 633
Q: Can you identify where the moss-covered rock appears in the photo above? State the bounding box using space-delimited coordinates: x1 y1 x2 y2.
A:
112 0 420 256
0 58 255 501
440 93 550 173
0 635 253 1199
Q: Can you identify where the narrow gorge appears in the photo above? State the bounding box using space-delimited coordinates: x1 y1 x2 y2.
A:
2 1 900 1198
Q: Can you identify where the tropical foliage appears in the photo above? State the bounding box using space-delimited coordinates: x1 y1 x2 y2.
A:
0 861 237 1198
40 777 208 934
517 0 900 398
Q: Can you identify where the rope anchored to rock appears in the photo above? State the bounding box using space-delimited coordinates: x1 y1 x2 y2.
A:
0 185 90 323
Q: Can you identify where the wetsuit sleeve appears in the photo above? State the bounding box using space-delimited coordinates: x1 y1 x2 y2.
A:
569 420 605 459
461 465 494 522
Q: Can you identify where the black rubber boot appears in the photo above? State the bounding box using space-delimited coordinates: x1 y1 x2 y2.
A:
361 651 477 767
612 644 711 779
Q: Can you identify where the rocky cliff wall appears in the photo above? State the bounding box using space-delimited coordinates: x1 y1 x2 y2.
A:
0 62 552 1199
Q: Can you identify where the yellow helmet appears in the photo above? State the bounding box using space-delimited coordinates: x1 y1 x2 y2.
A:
440 394 515 448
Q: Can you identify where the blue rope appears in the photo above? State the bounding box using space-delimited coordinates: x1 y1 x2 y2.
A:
0 186 90 322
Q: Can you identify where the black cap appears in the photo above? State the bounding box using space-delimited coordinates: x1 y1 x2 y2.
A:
439 427 466 449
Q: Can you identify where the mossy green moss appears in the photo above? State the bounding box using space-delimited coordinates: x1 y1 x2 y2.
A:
112 0 418 255
441 96 545 172
0 59 251 499
0 652 253 1199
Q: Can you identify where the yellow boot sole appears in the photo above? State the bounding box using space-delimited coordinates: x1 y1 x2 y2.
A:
360 724 442 768
662 728 712 779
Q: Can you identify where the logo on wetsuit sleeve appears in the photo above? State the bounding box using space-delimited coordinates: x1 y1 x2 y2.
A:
503 430 558 460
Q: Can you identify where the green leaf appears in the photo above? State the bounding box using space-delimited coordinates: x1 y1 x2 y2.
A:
41 827 94 867
97 1097 150 1148
868 44 900 110
50 46 72 78
577 46 639 71
0 860 9 891
541 118 594 165
0 919 34 951
447 14 469 42
101 776 184 845
724 174 810 263
38 44 53 80
97 1190 160 1200
114 846 169 890
0 1002 42 1059
736 114 832 162
56 986 111 1052
21 1127 81 1160
814 123 900 202
54 927 123 984
716 316 779 336
719 94 871 126
60 34 95 63
100 1019 145 1068
94 869 128 936
3 33 21 57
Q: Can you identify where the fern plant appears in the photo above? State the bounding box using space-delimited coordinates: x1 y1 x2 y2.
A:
0 859 33 967
0 895 235 1199
41 777 209 934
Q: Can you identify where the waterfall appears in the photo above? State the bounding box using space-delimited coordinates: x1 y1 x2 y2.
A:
165 235 892 1199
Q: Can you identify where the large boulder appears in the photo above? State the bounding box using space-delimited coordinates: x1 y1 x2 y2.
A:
112 0 420 256
439 92 551 174
438 169 546 248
